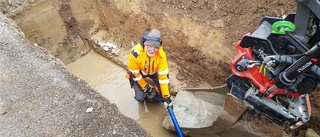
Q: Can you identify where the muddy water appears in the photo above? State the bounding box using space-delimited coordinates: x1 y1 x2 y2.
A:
67 51 176 137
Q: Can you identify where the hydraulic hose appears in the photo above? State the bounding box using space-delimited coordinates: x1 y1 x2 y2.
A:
272 55 320 78
167 106 184 137
272 42 320 89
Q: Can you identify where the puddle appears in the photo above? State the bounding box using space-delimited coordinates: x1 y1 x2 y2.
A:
67 51 176 137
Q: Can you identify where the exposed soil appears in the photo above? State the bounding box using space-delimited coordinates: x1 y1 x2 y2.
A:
0 13 151 136
1 0 320 136
143 0 297 87
90 0 320 136
42 0 320 136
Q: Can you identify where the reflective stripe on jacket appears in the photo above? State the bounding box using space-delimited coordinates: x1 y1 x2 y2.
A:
127 43 170 98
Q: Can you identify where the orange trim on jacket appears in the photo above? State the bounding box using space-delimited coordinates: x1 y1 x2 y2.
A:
127 43 170 98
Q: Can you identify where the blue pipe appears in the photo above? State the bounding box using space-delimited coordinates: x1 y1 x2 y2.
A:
167 106 184 137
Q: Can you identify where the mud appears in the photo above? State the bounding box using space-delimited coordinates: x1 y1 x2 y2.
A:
66 52 176 137
0 14 150 136
1 0 320 136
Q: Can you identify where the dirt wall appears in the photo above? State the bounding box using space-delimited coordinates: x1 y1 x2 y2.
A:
0 12 151 137
1 0 320 136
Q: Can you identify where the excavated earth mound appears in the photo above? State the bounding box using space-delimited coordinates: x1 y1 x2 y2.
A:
0 13 150 137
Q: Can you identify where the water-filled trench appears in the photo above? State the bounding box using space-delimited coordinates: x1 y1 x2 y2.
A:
66 51 259 137
10 0 201 136
66 51 176 137
11 0 265 136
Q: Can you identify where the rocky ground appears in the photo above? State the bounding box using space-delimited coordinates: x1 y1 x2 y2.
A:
0 13 151 137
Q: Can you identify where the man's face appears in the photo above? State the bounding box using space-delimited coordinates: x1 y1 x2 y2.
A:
146 45 159 57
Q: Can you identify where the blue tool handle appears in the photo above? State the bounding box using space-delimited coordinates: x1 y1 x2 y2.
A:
167 106 184 137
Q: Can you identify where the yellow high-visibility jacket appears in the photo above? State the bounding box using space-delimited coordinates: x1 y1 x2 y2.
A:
127 43 170 99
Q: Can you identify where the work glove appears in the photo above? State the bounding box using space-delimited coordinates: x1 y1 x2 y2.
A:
143 84 153 93
163 98 173 109
144 84 157 101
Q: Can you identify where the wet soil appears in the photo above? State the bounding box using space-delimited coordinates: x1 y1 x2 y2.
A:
94 0 320 136
0 15 151 136
66 51 178 137
1 0 320 136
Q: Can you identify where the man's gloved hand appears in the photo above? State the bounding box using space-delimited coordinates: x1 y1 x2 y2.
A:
144 84 157 101
143 84 153 93
163 98 173 109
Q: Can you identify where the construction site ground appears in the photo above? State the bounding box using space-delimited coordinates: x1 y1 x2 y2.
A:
0 0 320 137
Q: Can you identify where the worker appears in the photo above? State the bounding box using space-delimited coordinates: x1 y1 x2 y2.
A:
126 29 172 107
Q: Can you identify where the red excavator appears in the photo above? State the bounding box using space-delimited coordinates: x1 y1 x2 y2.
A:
227 0 320 130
